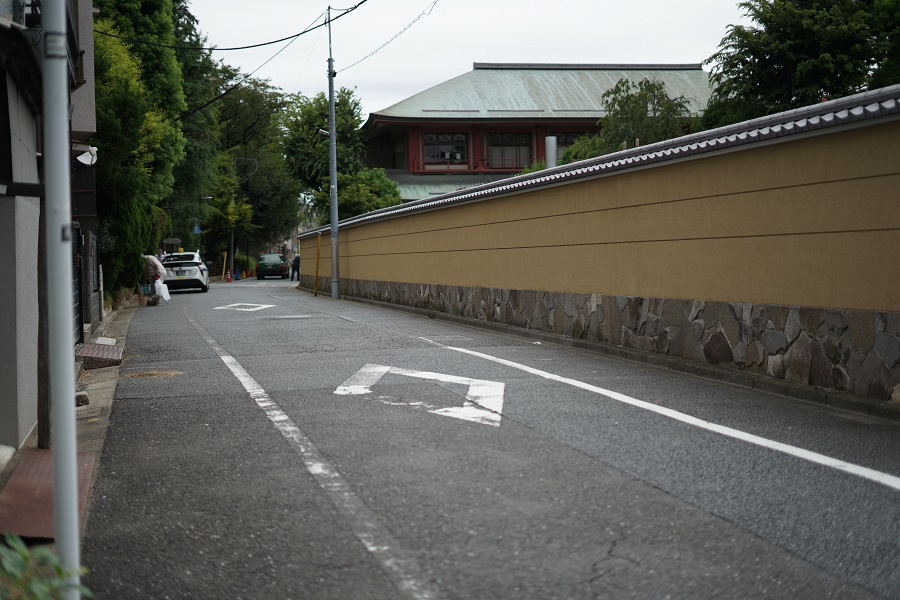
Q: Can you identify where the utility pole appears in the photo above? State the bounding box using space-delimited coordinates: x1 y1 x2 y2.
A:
43 0 81 596
327 6 340 299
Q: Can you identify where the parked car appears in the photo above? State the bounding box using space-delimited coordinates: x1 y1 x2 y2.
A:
161 251 209 292
256 253 289 279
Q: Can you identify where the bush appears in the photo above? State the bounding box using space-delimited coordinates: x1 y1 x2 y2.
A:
0 535 92 599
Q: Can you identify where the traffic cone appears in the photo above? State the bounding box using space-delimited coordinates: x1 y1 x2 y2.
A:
226 269 232 282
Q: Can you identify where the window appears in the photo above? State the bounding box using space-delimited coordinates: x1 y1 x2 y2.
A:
488 132 531 169
424 133 467 164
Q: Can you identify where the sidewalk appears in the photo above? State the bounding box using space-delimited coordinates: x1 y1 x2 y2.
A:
0 300 137 539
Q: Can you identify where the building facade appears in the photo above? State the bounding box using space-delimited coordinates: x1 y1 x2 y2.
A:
364 63 714 200
0 0 97 457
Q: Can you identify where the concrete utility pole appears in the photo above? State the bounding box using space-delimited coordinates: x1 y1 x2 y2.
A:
43 0 82 596
327 6 340 299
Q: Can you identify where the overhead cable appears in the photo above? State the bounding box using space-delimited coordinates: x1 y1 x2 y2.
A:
176 2 368 121
340 0 440 73
94 0 369 53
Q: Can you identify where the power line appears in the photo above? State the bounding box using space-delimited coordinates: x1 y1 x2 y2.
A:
94 0 369 53
174 2 368 121
94 26 321 52
340 0 440 73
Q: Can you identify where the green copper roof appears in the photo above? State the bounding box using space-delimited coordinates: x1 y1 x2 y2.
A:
369 63 715 122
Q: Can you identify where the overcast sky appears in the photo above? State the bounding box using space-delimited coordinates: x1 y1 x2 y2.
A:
185 0 749 118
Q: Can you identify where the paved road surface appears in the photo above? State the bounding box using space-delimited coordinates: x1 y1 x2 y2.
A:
81 280 900 599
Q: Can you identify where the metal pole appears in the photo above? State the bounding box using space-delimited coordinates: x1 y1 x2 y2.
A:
327 7 340 299
545 136 558 168
314 232 321 296
42 0 81 596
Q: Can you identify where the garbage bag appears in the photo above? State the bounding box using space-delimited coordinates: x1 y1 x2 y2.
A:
154 278 171 301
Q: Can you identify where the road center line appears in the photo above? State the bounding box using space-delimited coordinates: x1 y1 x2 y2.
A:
438 343 900 494
188 318 440 600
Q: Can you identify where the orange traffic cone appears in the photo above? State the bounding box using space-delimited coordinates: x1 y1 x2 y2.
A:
226 269 232 282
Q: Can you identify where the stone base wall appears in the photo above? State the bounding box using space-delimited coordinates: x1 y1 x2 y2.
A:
300 274 900 404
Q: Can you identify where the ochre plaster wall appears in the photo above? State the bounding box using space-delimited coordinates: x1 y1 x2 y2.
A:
301 121 900 313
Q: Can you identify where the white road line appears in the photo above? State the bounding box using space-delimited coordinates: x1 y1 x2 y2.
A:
437 343 900 494
188 318 440 600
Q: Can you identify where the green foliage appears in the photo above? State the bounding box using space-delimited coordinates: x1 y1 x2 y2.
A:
285 89 402 223
198 153 259 272
560 78 693 163
283 89 366 190
93 0 187 291
94 0 187 118
704 0 900 128
94 19 167 290
560 136 606 164
869 0 900 88
214 71 302 246
162 0 222 250
519 159 546 175
312 168 402 224
94 0 186 205
0 534 92 599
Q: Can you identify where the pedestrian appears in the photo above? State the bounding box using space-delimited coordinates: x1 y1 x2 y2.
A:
290 255 300 281
143 254 168 306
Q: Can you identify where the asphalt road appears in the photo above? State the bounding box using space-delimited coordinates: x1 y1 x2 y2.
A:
81 280 900 599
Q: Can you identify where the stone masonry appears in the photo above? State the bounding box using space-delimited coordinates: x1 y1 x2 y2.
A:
300 275 900 404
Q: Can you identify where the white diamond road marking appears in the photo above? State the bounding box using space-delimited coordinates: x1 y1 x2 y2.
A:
212 303 275 312
335 364 505 427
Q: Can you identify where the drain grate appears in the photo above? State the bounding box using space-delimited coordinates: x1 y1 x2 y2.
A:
76 342 124 369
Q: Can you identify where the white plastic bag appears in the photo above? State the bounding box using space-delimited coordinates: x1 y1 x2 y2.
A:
154 278 171 301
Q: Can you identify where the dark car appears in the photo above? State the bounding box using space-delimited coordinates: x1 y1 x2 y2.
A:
256 253 289 279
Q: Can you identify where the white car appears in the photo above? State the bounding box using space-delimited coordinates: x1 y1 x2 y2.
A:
161 252 209 293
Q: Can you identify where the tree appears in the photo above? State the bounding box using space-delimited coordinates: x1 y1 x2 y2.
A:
561 78 693 164
94 18 167 290
94 0 187 205
704 0 900 128
162 0 222 251
93 0 190 290
199 153 258 272
283 89 365 188
869 0 900 88
216 69 302 247
311 169 402 222
283 89 401 223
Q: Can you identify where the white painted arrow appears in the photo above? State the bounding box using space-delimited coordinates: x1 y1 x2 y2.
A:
335 364 505 426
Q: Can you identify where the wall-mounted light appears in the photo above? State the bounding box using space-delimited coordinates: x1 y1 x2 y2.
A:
75 146 98 166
